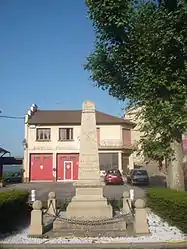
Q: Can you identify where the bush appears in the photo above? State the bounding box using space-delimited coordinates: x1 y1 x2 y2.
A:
108 198 123 211
107 198 123 216
0 189 29 232
147 187 187 233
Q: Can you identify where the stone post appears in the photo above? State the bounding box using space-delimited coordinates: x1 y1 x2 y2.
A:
30 189 36 202
134 199 149 235
129 188 134 202
122 190 131 214
28 200 43 237
47 192 56 216
129 188 135 208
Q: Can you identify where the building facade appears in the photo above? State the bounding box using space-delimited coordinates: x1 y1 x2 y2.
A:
125 105 187 176
124 106 145 165
23 105 135 182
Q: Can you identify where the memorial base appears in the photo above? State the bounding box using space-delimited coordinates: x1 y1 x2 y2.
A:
66 186 112 220
52 219 129 237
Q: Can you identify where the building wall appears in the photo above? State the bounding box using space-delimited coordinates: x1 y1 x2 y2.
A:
27 124 125 151
100 125 121 140
28 125 80 152
125 106 187 177
24 122 132 181
125 106 145 165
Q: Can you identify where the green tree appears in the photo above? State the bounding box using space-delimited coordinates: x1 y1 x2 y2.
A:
140 138 167 169
85 0 187 190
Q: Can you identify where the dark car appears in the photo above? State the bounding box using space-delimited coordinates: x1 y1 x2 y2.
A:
104 169 124 185
127 168 149 186
4 172 22 183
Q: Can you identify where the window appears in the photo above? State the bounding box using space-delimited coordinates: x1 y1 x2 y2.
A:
59 128 73 141
122 128 131 145
107 169 121 176
133 170 148 176
36 128 51 141
99 153 118 171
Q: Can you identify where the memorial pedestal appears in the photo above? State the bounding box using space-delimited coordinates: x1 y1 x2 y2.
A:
66 185 112 220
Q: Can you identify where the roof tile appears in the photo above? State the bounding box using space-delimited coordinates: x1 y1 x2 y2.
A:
28 110 134 127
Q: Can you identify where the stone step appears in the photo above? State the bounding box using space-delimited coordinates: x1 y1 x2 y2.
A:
48 229 129 238
49 216 135 238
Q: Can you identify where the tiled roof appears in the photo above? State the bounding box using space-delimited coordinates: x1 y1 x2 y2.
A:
28 110 135 127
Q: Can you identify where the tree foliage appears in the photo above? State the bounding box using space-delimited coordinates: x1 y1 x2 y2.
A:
85 0 187 160
140 138 169 168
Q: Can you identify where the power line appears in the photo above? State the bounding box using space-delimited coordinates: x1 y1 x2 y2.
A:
0 115 24 120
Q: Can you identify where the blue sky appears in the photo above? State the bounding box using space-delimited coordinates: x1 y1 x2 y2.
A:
0 0 125 156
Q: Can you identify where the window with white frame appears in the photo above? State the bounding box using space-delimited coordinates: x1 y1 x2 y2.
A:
99 153 118 171
36 128 51 141
59 128 73 141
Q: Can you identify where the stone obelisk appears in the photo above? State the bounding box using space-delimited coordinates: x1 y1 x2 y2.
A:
66 100 112 220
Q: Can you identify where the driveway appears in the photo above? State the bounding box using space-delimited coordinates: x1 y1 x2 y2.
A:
0 182 146 201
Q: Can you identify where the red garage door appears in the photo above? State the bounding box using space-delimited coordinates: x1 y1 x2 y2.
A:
30 154 53 181
57 154 79 181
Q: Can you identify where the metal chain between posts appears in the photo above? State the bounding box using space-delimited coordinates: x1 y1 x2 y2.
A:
126 199 135 217
27 193 54 215
42 200 53 215
43 200 133 226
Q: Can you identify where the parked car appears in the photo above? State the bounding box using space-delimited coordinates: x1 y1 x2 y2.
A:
127 168 149 186
4 172 21 183
104 169 124 185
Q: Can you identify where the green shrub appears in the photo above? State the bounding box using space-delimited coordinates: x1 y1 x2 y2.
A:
107 198 123 216
0 189 29 232
147 187 187 233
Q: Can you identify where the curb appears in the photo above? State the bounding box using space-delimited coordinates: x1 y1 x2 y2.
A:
1 241 187 249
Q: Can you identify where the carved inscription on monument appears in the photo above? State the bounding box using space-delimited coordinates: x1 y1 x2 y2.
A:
77 100 100 181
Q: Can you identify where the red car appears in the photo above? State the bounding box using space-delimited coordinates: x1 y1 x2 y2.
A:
104 169 124 185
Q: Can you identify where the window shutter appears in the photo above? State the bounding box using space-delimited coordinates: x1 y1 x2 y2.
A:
122 128 131 146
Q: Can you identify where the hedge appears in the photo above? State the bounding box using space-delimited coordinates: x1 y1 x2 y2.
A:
147 187 187 233
0 189 29 232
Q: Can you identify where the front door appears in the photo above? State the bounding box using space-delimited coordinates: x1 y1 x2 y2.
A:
56 154 79 181
64 161 73 180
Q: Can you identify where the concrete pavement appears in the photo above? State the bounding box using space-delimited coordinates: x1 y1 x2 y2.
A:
0 182 146 201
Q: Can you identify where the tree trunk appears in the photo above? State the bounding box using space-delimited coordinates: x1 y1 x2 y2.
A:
164 158 170 187
158 159 162 171
166 158 172 188
167 140 184 191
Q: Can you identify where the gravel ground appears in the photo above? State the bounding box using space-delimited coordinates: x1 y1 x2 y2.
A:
0 211 186 244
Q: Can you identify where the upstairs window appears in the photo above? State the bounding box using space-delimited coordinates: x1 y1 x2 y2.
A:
122 128 131 145
59 128 73 141
36 128 51 141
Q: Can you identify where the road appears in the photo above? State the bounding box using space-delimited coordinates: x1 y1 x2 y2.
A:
0 182 146 201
